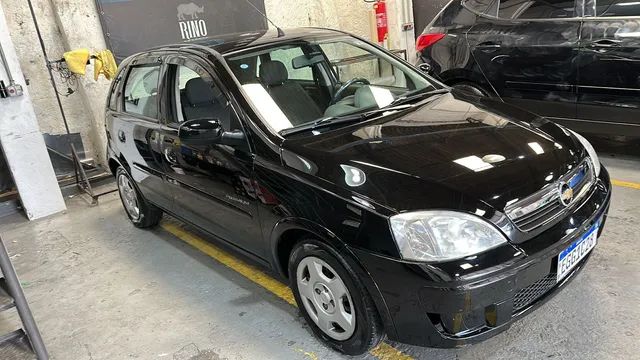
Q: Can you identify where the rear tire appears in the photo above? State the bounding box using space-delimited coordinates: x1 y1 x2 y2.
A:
288 240 384 355
116 167 162 228
452 82 490 97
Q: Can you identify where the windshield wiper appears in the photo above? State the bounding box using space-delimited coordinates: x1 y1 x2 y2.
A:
279 89 449 137
280 104 413 137
386 88 450 108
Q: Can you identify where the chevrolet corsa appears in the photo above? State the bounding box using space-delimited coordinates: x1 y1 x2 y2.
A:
106 28 611 355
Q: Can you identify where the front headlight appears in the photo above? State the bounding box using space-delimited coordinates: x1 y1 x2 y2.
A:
569 129 601 177
389 211 508 262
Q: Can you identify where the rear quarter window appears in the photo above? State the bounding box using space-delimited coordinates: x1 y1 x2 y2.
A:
107 74 122 111
432 0 484 28
596 0 640 16
123 65 161 119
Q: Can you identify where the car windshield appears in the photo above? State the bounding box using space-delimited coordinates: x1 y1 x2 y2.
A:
226 36 437 134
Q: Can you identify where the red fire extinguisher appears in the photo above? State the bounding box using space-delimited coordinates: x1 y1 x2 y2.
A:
374 0 388 46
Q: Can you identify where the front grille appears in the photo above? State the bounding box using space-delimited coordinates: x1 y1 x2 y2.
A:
513 273 557 313
506 159 595 232
512 201 564 230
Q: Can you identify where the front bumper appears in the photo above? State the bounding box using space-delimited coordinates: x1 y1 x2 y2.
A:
351 167 612 348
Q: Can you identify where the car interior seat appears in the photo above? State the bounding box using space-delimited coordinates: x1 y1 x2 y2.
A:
141 71 159 118
259 60 323 126
183 77 231 130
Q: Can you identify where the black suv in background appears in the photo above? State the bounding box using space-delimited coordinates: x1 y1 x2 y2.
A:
416 0 640 137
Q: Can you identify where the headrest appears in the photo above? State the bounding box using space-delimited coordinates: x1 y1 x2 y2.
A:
185 77 217 106
354 86 377 108
354 85 394 109
143 69 158 94
259 60 288 86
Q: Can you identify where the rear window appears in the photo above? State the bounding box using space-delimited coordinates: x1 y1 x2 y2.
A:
464 0 576 19
431 0 485 28
596 0 640 16
498 0 575 19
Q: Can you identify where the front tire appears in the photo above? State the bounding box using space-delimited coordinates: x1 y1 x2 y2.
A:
289 240 384 355
116 167 162 228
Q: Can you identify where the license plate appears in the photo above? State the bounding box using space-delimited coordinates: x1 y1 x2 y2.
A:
557 220 600 282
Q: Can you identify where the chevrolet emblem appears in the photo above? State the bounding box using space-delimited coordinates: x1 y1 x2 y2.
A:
559 183 574 206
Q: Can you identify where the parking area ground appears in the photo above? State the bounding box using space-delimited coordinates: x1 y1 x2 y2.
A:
0 155 638 360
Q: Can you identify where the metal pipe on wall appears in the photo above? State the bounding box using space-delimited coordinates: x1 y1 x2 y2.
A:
26 0 71 135
0 41 15 84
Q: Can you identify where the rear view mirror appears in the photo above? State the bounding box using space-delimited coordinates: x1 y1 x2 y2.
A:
292 53 324 69
179 118 222 146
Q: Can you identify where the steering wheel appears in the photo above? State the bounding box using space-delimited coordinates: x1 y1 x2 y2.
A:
330 78 370 105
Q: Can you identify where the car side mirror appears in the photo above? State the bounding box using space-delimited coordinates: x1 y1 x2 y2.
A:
179 119 247 148
220 130 247 147
179 118 223 146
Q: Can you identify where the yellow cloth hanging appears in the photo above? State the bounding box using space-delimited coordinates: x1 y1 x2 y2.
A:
93 50 118 81
63 48 90 75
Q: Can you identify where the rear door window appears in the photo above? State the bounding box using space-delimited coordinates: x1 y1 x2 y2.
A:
123 65 161 119
497 0 576 19
596 0 640 16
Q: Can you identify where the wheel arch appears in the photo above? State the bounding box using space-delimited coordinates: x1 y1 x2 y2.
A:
108 154 131 177
269 218 345 279
269 217 399 340
439 68 496 96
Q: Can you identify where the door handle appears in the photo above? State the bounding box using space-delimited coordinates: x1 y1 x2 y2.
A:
477 41 502 53
588 39 621 48
478 41 502 47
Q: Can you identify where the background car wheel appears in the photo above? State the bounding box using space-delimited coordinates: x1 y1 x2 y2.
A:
288 240 384 355
116 167 162 228
452 82 490 97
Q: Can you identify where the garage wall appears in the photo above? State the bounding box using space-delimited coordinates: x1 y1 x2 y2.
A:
1 0 106 165
1 0 414 168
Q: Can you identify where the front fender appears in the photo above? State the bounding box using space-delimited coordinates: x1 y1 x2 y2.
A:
268 216 399 340
269 217 346 277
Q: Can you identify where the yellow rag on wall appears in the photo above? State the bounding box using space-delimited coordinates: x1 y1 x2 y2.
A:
94 50 118 81
63 48 90 75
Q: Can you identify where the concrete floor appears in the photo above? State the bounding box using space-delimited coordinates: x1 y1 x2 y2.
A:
0 154 638 360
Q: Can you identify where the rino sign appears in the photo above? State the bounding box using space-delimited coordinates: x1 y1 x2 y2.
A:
95 0 268 63
177 3 208 40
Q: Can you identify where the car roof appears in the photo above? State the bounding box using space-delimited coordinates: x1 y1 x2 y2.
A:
150 27 348 56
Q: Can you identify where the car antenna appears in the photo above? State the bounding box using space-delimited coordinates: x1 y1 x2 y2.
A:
243 0 285 37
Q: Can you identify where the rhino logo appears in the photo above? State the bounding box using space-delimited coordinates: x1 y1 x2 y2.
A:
177 3 205 21
177 2 208 40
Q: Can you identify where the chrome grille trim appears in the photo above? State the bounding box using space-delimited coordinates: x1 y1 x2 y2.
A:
505 159 595 232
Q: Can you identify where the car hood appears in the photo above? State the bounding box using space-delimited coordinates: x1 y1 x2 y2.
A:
281 92 586 213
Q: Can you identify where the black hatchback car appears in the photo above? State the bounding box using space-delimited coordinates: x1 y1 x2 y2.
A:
416 0 640 137
106 28 611 355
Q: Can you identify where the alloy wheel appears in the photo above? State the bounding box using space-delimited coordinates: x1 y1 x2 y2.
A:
296 256 356 341
118 174 141 221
